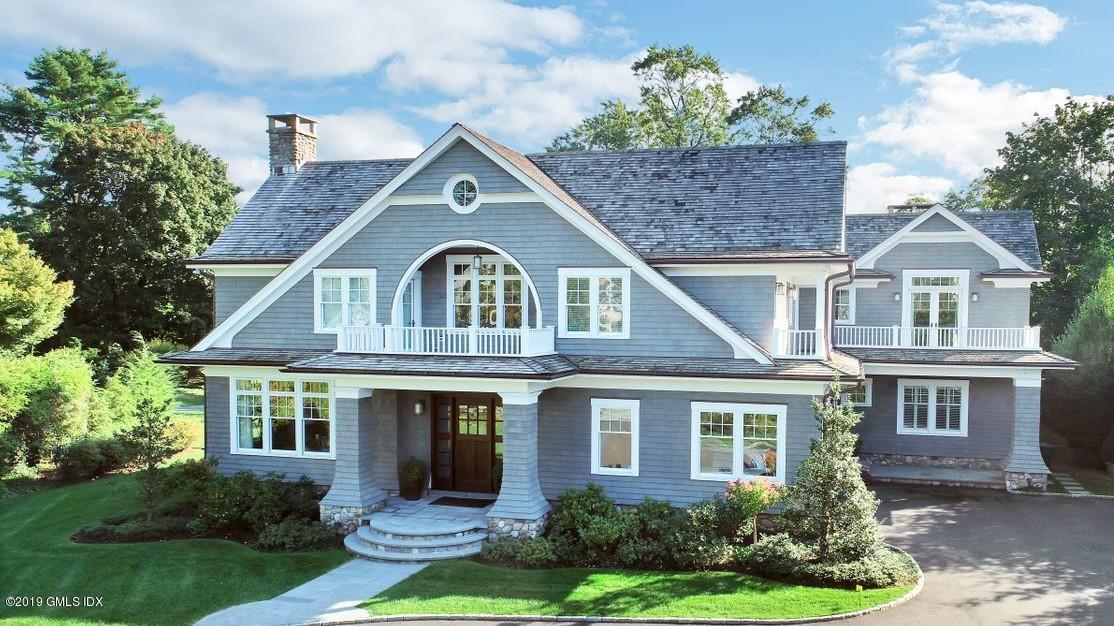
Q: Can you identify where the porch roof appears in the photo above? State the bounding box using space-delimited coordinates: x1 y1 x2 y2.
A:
840 347 1077 368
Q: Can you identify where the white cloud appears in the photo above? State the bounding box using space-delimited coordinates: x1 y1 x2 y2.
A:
858 70 1078 178
0 0 582 91
845 163 954 213
723 72 762 102
164 93 423 201
887 1 1066 79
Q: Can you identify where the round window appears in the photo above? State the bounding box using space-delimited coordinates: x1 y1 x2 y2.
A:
452 179 478 207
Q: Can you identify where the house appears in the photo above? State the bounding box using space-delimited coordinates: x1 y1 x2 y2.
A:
162 113 1074 557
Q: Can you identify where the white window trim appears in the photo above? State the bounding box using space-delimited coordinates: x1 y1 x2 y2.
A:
590 398 640 477
689 401 787 483
313 268 377 334
900 269 970 329
443 173 482 214
833 286 856 325
445 254 529 329
557 267 632 339
896 378 969 437
229 376 337 459
842 377 872 407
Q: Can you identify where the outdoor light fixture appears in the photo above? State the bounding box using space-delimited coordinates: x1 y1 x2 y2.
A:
414 400 425 415
971 292 980 302
894 292 901 302
472 253 482 268
776 282 786 295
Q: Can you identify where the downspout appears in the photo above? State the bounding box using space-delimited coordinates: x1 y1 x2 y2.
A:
822 261 855 362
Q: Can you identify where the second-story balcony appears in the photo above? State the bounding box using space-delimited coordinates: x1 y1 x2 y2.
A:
833 325 1041 350
771 329 821 359
338 324 556 357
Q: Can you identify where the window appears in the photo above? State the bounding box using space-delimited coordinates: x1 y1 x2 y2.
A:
231 377 335 457
896 379 968 436
444 174 481 214
842 378 872 407
590 399 639 476
690 402 786 482
833 287 854 324
453 179 477 207
313 269 376 333
558 268 631 339
446 256 529 329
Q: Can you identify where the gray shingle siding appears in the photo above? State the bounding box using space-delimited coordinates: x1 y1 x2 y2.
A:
671 275 776 350
857 376 1013 462
912 213 962 232
232 275 336 350
214 276 271 325
846 211 1042 269
537 388 818 507
1006 385 1048 473
396 140 528 195
798 287 816 330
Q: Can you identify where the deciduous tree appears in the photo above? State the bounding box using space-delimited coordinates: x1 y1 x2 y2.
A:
0 228 72 354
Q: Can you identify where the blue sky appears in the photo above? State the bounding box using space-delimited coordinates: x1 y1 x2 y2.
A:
1 0 1108 211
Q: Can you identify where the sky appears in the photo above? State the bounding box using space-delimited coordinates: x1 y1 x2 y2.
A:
0 0 1109 212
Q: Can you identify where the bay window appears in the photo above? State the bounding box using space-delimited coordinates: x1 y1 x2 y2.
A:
231 377 335 457
313 268 376 333
558 268 631 339
896 379 968 436
590 399 639 476
691 402 786 482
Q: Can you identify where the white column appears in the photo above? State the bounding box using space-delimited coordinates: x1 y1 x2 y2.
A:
815 274 829 359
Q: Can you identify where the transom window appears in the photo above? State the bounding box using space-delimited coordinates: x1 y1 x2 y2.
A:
313 268 376 333
911 276 960 287
897 379 968 437
590 399 639 476
557 268 631 339
833 287 854 324
232 377 334 457
690 402 786 482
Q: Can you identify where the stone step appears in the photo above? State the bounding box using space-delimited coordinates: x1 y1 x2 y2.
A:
363 515 486 539
355 525 488 550
344 533 483 562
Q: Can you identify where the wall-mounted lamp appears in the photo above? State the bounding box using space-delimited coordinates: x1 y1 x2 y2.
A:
776 282 786 296
893 292 902 302
414 400 425 415
472 253 483 268
788 284 797 296
971 292 980 302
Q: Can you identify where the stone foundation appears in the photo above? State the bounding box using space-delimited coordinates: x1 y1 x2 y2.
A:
864 453 1002 470
1005 471 1049 491
487 513 548 540
320 501 384 535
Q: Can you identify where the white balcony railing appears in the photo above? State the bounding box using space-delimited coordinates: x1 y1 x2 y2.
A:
833 325 1041 350
337 324 556 357
772 329 821 359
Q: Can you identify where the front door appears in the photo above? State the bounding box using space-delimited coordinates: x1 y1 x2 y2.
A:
431 394 502 493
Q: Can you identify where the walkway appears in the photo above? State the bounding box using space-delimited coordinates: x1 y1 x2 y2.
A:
194 559 425 626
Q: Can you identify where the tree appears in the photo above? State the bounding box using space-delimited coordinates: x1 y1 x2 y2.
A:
982 97 1114 340
0 228 72 354
903 194 934 206
0 47 166 227
940 180 991 212
728 84 834 144
30 123 239 349
780 380 880 563
117 345 182 520
549 45 833 151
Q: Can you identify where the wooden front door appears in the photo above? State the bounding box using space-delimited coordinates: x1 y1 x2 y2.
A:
431 394 501 493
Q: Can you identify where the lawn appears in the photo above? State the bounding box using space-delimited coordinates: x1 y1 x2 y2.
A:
1067 466 1114 496
365 560 914 620
0 474 350 626
174 386 204 409
171 410 204 462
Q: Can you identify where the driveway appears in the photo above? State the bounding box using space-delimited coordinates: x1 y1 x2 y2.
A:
392 486 1114 626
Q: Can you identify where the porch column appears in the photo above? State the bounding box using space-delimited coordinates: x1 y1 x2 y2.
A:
488 391 550 539
1004 375 1050 490
319 387 388 532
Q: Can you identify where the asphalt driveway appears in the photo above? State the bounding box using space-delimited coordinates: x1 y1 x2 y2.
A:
393 486 1114 626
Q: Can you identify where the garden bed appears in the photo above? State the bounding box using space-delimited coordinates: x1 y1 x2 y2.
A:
364 560 919 621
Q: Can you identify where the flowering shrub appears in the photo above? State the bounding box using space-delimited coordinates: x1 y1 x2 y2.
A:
724 479 786 543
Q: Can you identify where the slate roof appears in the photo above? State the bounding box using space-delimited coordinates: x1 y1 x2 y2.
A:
840 348 1076 368
193 137 848 263
158 348 331 366
285 353 579 379
845 211 1043 270
565 355 859 380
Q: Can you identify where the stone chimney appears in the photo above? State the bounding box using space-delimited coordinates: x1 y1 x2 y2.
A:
267 113 317 175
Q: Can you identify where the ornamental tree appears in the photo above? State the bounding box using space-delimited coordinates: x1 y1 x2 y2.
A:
0 228 72 354
780 379 881 563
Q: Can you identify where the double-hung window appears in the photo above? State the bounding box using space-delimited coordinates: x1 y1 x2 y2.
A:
833 287 854 324
690 402 786 483
842 378 873 407
557 268 631 339
313 268 376 333
231 377 335 457
590 399 639 476
896 379 968 437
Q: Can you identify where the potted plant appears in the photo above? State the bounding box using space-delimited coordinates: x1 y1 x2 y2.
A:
398 457 428 501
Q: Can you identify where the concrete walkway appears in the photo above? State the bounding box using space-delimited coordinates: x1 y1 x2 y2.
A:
194 559 425 626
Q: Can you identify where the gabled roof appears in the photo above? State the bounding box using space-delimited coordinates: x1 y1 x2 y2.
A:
192 139 848 264
846 209 1043 270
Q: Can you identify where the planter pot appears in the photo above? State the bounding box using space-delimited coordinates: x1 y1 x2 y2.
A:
400 483 423 501
1106 462 1114 478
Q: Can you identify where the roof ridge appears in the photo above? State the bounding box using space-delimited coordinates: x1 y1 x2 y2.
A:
526 139 847 158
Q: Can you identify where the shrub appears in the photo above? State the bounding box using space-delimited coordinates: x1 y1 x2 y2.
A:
547 483 617 563
254 518 338 552
188 471 325 536
1 348 96 467
480 536 558 568
742 533 919 589
72 515 191 544
614 497 681 569
55 437 129 479
670 497 740 570
480 536 526 565
161 457 219 511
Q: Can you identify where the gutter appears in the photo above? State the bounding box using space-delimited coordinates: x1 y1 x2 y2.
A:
822 260 855 362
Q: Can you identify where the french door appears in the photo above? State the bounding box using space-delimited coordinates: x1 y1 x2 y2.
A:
448 255 526 330
907 273 963 347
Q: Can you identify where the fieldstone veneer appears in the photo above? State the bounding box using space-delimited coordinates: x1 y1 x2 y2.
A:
1004 381 1049 490
319 390 387 533
487 393 550 538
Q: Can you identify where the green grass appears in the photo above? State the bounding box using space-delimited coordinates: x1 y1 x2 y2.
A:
174 387 204 409
0 474 350 626
170 410 204 462
365 560 914 620
1067 466 1114 496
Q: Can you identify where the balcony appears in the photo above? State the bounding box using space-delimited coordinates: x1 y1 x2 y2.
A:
833 325 1041 350
337 324 556 357
771 329 821 359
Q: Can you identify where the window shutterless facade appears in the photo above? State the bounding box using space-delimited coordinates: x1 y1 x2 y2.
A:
842 378 872 407
231 377 335 458
896 378 969 437
557 267 631 339
690 402 786 483
833 287 854 324
313 268 377 333
590 398 639 476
